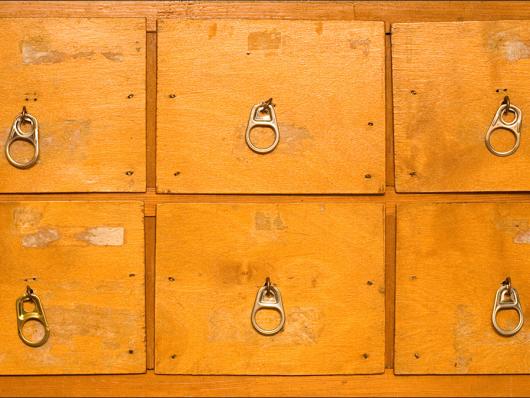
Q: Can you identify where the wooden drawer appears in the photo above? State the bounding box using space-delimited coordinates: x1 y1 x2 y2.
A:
0 201 145 374
155 203 385 374
396 202 530 374
0 18 146 193
393 21 530 192
157 20 385 194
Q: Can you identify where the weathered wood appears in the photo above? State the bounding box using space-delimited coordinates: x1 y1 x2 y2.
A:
396 202 530 374
0 18 146 192
156 203 385 374
393 21 530 192
0 201 145 374
157 19 386 194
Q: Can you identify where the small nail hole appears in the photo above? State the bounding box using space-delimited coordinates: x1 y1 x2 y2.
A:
362 353 369 359
126 170 134 176
367 280 374 286
410 90 417 95
414 352 420 359
409 171 417 177
169 94 176 99
168 276 175 282
127 94 134 99
129 273 136 277
171 354 177 359
364 174 372 179
174 171 181 176
368 122 374 126
128 349 134 354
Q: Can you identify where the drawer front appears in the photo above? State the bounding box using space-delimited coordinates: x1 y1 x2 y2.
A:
155 203 385 375
0 18 146 193
396 203 530 374
0 201 145 374
157 20 385 194
393 21 530 192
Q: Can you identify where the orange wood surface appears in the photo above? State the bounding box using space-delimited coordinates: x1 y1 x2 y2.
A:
156 203 385 375
3 1 530 397
0 18 146 192
0 201 146 375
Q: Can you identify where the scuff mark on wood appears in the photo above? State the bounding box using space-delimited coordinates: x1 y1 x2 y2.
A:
488 32 530 62
208 23 217 39
76 227 125 246
101 52 124 62
22 228 60 248
13 207 42 230
514 230 530 244
248 29 281 51
349 38 371 56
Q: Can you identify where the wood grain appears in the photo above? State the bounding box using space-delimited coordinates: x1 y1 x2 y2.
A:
0 18 146 193
0 201 145 374
3 1 530 397
157 20 385 194
396 202 530 374
393 21 530 192
156 203 385 374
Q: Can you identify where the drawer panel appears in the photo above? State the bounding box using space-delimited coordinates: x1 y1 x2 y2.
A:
393 21 530 192
0 18 146 192
157 20 385 194
155 203 385 374
396 202 530 374
0 201 145 374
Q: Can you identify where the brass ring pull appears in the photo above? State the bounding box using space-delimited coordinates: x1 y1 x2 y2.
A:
251 277 285 336
245 98 280 154
5 107 40 169
485 96 522 157
492 277 524 337
16 286 50 347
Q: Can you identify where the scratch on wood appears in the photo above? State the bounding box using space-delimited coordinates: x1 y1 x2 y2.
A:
22 228 60 248
76 227 125 246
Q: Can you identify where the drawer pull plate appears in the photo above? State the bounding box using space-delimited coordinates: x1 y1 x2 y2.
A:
5 106 40 169
492 277 524 337
485 96 522 157
245 98 280 154
16 285 50 347
251 277 285 336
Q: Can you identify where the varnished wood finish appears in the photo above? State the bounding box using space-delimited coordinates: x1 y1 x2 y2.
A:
0 201 145 375
396 202 530 374
393 21 530 192
156 203 385 374
3 1 530 396
157 19 385 194
0 18 146 192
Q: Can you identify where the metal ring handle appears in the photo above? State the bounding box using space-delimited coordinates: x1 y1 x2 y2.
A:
251 284 285 336
16 289 50 347
17 314 50 347
492 285 524 337
5 112 40 169
245 104 280 154
485 102 522 157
